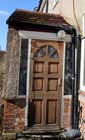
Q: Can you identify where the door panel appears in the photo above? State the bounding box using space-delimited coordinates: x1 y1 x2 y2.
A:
46 100 57 124
33 100 42 124
28 40 63 130
48 78 58 91
34 62 44 73
33 78 43 91
48 62 58 74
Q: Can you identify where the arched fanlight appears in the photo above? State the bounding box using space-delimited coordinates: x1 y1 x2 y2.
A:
34 45 59 58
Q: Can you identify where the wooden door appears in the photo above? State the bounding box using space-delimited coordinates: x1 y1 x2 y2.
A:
28 40 63 130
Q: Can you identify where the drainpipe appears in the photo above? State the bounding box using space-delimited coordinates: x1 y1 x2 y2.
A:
57 26 79 129
71 30 76 129
71 29 81 129
75 34 81 129
56 26 80 129
57 27 78 129
57 27 81 129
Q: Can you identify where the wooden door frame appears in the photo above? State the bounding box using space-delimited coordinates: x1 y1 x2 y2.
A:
19 31 68 127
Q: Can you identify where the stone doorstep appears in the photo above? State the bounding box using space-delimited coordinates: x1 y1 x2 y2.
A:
0 133 57 140
0 132 61 140
16 131 63 139
0 132 84 140
0 132 16 140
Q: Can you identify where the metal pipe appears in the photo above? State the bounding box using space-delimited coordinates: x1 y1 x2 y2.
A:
71 30 76 129
71 29 81 129
75 34 81 129
56 27 79 129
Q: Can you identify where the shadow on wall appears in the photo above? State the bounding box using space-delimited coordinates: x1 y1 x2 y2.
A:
6 98 26 108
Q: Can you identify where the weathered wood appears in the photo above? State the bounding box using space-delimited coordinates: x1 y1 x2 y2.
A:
28 40 63 130
3 29 20 99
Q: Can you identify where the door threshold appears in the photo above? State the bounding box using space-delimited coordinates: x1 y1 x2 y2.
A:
22 127 65 135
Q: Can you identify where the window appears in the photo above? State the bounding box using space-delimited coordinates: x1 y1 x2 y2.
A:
34 45 59 58
19 39 28 95
64 43 72 95
80 39 85 91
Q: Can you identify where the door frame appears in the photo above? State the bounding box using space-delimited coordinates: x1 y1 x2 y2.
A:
19 31 70 127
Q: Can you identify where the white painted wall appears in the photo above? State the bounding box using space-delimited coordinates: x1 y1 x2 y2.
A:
52 0 83 31
39 0 46 12
39 0 85 34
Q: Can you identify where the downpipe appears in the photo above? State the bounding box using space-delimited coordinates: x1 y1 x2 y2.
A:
71 29 81 129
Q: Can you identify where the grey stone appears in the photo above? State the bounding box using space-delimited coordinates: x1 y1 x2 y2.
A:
3 28 20 99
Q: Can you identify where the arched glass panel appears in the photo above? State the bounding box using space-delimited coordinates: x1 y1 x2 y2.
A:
34 46 46 57
33 45 59 58
50 51 59 58
48 46 55 55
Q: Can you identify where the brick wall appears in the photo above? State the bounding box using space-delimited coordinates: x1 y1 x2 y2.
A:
3 99 26 132
80 102 85 137
63 95 72 128
3 96 72 132
79 93 85 138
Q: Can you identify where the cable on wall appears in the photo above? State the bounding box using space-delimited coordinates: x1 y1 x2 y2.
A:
72 0 81 32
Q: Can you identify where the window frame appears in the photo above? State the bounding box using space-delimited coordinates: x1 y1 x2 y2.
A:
80 39 85 91
33 45 59 58
18 38 29 96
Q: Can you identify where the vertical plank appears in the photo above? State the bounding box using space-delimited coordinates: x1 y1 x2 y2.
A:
48 79 58 91
34 62 44 73
33 78 43 91
33 100 42 124
46 100 57 124
49 63 58 74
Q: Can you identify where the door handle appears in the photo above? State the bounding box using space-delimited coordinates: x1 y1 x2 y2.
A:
58 78 62 86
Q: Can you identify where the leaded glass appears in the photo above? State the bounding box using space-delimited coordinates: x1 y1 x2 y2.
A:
64 43 72 95
19 39 28 95
34 45 59 58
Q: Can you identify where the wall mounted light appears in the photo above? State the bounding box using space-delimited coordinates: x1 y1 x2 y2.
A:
57 30 66 40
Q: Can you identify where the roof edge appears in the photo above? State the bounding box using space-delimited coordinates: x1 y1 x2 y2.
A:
7 8 69 25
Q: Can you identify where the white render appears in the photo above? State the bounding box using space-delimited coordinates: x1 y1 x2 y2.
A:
39 0 85 34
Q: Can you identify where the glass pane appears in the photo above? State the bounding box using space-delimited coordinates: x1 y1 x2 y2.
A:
19 39 28 95
41 46 46 55
64 43 72 95
50 51 59 58
48 45 55 56
34 45 59 58
34 46 46 57
34 50 43 57
83 46 85 85
48 45 59 58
